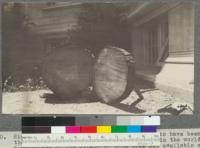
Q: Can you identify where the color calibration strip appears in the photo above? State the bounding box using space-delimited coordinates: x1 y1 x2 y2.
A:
22 116 160 147
22 116 160 126
22 125 157 134
22 116 159 134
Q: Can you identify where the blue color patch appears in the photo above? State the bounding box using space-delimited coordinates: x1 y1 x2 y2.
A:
141 126 157 132
127 126 141 133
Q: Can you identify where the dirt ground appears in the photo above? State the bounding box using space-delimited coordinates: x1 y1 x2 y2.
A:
2 82 193 115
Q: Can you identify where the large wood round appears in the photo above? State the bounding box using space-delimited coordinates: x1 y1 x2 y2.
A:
42 48 94 99
94 46 135 103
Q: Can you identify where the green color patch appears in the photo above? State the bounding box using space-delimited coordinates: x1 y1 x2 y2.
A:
111 126 127 133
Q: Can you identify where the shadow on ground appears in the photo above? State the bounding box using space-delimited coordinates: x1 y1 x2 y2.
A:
41 92 98 104
108 98 146 113
41 92 147 113
157 104 188 115
41 78 160 113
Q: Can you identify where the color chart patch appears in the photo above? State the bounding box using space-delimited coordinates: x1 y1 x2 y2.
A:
22 116 160 134
22 125 158 134
22 116 160 126
22 116 160 147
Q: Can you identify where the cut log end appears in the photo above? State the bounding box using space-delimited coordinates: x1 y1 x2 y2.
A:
94 46 135 103
42 48 94 99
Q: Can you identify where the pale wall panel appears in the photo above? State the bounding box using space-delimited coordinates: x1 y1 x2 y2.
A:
168 3 195 55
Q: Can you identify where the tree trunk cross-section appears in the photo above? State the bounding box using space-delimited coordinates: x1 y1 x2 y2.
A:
42 48 94 99
94 46 136 103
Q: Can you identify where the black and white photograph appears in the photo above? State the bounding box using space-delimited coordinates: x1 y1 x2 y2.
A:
2 1 194 115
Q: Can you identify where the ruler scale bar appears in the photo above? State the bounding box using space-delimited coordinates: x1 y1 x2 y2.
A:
22 133 160 147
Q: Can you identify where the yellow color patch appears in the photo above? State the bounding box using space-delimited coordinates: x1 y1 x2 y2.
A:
97 126 111 133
